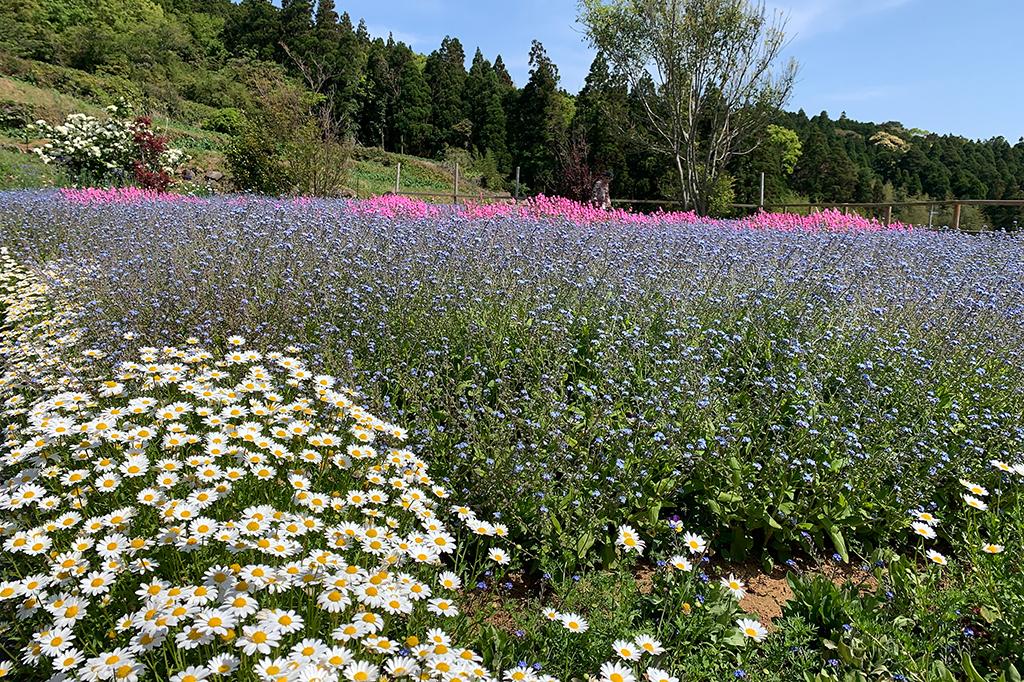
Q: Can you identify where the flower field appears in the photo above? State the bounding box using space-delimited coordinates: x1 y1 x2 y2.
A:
1 190 1023 681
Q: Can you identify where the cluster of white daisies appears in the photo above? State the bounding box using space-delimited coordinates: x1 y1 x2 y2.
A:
0 247 87 398
0 328 501 682
908 473 1019 568
613 525 766 645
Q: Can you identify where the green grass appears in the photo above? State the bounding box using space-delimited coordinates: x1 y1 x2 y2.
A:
0 64 502 199
0 71 105 122
0 146 59 189
350 147 506 199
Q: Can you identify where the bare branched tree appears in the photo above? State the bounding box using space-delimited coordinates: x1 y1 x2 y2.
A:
556 129 600 203
280 42 333 95
579 0 797 213
278 42 354 197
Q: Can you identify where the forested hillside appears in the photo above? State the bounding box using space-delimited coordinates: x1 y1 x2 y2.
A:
2 0 1024 224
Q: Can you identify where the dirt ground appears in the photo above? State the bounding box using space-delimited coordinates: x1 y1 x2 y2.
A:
733 561 879 625
462 560 879 635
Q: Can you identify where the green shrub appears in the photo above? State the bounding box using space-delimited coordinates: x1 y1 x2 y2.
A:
202 107 245 135
707 172 737 218
226 64 351 196
0 99 34 129
473 149 507 192
224 124 291 194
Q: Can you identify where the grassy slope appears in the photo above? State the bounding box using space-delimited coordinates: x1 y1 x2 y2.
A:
0 67 498 198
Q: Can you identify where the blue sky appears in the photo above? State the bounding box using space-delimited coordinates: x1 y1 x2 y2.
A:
333 0 1024 141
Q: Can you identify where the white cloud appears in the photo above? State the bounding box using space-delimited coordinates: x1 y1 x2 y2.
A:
766 0 916 41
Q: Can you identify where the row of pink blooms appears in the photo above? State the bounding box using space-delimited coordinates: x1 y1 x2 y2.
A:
57 187 912 232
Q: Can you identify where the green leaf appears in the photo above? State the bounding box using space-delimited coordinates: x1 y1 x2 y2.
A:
722 631 746 647
1006 664 1021 682
980 605 1001 623
728 456 743 489
962 653 986 682
574 531 594 559
827 526 849 563
648 501 662 526
837 641 863 667
931 662 956 682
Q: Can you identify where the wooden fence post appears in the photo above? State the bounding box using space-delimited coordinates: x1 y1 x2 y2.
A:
885 205 893 226
953 203 962 230
453 164 460 204
395 162 401 194
514 166 520 202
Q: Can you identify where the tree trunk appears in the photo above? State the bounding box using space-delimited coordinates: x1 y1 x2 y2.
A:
675 153 691 211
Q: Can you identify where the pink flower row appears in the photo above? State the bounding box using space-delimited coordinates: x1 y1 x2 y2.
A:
58 187 911 232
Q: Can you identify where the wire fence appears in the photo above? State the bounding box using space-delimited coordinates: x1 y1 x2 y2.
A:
389 163 1024 231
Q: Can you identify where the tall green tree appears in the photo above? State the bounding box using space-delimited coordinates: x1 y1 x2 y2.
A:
493 55 514 90
573 52 631 178
465 49 509 167
395 58 433 156
225 0 279 62
509 41 567 193
335 13 369 129
358 37 398 149
302 5 366 131
423 36 468 152
278 0 313 61
509 42 569 192
313 0 337 28
793 128 857 202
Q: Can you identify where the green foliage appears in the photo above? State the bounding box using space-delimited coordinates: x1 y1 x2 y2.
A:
706 172 736 218
225 65 351 196
201 106 244 135
776 110 1024 227
510 41 567 194
730 125 802 207
424 36 468 153
224 122 289 194
573 53 628 173
0 99 34 129
769 125 803 174
465 49 508 168
395 59 433 156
